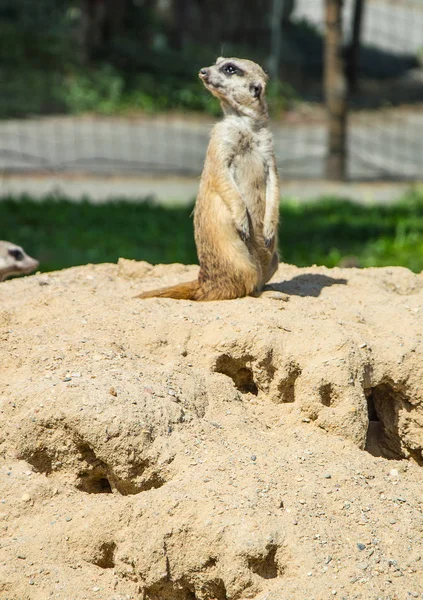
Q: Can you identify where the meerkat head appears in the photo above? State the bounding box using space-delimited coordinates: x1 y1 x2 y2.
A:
0 241 39 282
199 57 269 121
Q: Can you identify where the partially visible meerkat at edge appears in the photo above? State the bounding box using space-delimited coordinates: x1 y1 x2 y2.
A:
0 241 39 282
137 56 280 301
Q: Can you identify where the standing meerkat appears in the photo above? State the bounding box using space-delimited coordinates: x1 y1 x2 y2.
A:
0 241 39 282
137 56 280 301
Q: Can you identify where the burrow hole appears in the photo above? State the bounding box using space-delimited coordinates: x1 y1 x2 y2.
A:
198 577 227 600
77 471 113 494
319 383 335 407
277 366 301 403
144 581 196 600
364 382 419 462
145 578 227 600
214 354 258 395
247 545 278 579
94 541 117 569
76 442 114 493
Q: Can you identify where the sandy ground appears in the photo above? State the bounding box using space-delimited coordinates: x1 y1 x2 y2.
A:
1 260 423 600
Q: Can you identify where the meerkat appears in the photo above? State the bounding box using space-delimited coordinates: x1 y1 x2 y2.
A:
0 241 39 282
137 56 280 301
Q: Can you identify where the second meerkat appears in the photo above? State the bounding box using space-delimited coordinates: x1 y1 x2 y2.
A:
138 57 280 301
0 241 39 282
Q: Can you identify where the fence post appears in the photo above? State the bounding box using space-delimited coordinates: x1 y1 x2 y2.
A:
268 0 285 80
324 0 348 181
346 0 365 92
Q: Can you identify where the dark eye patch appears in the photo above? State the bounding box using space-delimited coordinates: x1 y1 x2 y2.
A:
8 249 24 261
221 63 244 77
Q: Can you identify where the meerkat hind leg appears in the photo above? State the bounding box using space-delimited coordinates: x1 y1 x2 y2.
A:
267 251 279 282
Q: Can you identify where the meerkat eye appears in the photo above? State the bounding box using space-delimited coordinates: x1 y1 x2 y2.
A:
8 249 24 261
223 63 238 75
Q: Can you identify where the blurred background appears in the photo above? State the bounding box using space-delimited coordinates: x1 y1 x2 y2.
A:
0 0 423 274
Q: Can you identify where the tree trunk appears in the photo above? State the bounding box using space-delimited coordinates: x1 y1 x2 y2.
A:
324 0 348 181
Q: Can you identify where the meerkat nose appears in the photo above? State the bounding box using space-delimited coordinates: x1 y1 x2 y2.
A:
199 68 209 79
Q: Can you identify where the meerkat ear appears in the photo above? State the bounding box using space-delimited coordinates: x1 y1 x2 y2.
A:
250 83 262 99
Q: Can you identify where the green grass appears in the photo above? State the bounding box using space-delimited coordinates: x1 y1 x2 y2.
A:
1 188 423 274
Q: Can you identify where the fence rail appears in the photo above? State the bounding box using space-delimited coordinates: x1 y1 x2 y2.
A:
1 109 422 180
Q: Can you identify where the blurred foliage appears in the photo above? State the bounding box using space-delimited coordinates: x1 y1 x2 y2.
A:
63 66 125 114
1 188 423 274
0 0 299 118
0 0 419 117
0 0 76 68
62 66 222 116
61 68 297 116
0 0 421 118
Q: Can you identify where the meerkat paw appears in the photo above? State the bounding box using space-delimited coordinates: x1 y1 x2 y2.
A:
264 234 274 249
237 215 251 243
263 223 277 248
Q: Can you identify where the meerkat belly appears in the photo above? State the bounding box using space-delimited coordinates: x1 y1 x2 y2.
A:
232 151 266 224
194 185 258 288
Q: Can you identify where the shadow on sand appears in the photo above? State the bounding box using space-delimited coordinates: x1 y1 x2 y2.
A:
265 273 348 298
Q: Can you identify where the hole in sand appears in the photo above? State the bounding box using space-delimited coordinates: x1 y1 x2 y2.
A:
319 383 335 407
94 541 116 569
77 471 113 494
364 381 420 463
276 365 301 403
214 354 258 395
75 442 114 493
200 578 227 600
365 391 384 458
144 581 196 600
247 545 278 579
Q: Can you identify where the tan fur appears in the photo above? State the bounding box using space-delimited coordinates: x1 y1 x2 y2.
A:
0 241 39 282
137 57 280 301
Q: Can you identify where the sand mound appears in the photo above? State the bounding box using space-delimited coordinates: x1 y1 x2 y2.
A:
1 260 422 599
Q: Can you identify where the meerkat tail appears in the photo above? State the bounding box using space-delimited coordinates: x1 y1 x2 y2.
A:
136 279 201 300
